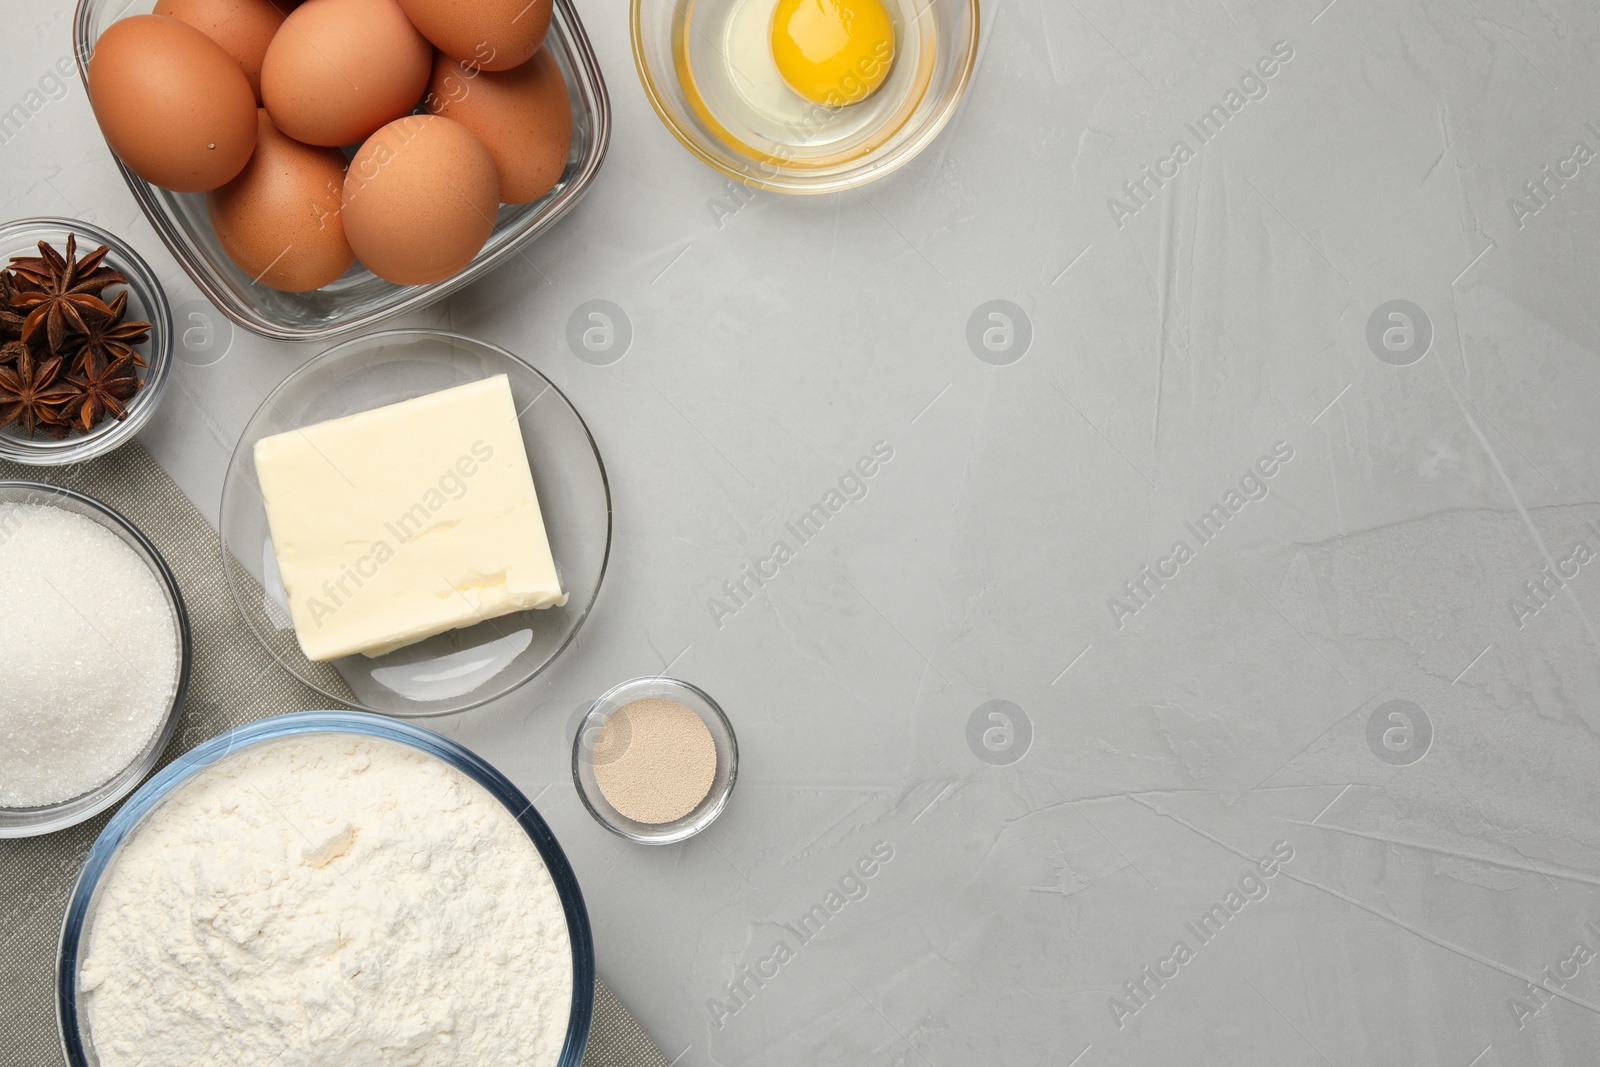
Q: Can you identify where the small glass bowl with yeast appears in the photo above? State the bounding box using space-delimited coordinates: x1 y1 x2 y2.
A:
219 330 610 717
572 677 738 845
632 0 979 192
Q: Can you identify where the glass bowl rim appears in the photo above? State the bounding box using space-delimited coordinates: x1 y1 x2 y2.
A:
0 216 174 467
70 0 613 342
54 710 597 1067
572 676 739 845
218 328 613 718
0 479 193 837
628 0 981 194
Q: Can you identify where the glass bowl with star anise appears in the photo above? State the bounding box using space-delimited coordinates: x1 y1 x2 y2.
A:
0 218 172 466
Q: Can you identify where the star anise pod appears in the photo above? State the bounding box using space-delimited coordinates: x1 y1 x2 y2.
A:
0 347 75 438
59 352 142 434
0 271 25 342
9 234 125 293
67 289 152 374
0 340 26 368
8 235 125 354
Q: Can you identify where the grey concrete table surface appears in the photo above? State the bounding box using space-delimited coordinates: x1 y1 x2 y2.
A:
5 0 1600 1063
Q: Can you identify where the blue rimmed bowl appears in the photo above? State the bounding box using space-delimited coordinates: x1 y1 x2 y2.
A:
56 711 595 1066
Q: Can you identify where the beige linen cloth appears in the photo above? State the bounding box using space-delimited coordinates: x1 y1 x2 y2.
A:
0 443 665 1067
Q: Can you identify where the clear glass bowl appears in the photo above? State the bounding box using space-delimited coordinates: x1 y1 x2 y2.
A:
219 330 611 717
71 0 611 342
0 218 173 466
631 0 978 193
573 677 738 844
0 482 191 838
55 711 595 1067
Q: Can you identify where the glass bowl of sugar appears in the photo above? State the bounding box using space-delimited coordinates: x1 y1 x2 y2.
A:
0 482 190 837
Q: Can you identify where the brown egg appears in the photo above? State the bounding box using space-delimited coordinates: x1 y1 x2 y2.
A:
397 0 552 73
342 116 500 285
424 48 571 204
261 0 431 147
151 0 286 103
87 15 257 193
207 111 355 292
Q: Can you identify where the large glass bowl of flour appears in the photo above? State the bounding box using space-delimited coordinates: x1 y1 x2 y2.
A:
56 712 595 1067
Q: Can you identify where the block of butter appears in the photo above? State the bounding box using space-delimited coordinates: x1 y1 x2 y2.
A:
254 375 567 661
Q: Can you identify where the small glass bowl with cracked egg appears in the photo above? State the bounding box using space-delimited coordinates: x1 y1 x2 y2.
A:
632 0 980 192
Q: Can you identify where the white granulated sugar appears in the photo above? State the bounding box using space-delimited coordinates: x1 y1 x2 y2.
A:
0 503 179 807
80 735 575 1067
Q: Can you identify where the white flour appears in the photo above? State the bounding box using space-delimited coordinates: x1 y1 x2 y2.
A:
80 735 574 1067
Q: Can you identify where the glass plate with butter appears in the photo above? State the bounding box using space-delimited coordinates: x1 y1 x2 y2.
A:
220 330 611 716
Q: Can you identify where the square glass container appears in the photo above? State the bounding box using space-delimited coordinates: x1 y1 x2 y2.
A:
71 0 611 342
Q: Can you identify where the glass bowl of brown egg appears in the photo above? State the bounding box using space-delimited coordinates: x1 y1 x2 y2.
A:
71 0 610 342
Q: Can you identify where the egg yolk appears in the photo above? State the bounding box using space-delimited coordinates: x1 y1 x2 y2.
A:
771 0 896 108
